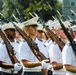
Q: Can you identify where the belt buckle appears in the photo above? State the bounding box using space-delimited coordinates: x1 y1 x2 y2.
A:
9 69 14 74
36 69 40 72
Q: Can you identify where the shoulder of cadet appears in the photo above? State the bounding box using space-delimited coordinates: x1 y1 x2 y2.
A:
0 41 5 45
20 39 26 43
38 38 43 42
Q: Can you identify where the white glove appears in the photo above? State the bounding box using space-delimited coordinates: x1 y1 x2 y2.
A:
14 63 23 71
41 59 50 68
47 64 52 70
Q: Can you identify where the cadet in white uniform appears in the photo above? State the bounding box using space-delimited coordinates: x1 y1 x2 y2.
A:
19 17 49 75
49 43 65 75
62 25 76 75
35 24 48 58
48 42 66 75
36 24 45 42
47 26 66 75
62 43 76 75
0 23 22 75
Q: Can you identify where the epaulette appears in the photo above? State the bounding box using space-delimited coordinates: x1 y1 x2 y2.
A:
1 41 4 45
38 38 43 42
46 39 51 43
44 44 47 47
53 41 57 45
16 41 20 44
66 42 70 46
21 39 25 42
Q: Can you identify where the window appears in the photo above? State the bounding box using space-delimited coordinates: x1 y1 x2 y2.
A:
71 0 75 6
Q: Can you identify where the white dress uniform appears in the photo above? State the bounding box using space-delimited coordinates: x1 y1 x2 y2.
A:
48 42 66 75
19 40 42 72
44 38 53 58
62 43 76 75
35 38 48 58
44 38 53 50
0 40 19 73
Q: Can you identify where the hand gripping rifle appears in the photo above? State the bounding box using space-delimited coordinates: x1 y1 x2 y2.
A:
0 13 47 61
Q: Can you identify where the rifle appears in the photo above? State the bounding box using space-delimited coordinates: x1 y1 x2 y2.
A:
0 27 22 75
33 12 65 49
46 1 76 54
12 14 20 23
68 16 72 20
38 17 65 49
0 13 47 61
54 9 76 54
16 8 26 22
70 9 76 17
29 12 65 49
12 22 47 61
59 19 76 54
0 28 19 64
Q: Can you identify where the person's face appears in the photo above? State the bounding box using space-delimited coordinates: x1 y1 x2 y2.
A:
27 25 37 36
5 29 16 39
73 31 76 37
15 31 21 38
36 30 43 39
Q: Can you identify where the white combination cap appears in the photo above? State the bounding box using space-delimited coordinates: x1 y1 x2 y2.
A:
37 23 44 31
2 22 15 31
22 17 38 27
70 25 76 31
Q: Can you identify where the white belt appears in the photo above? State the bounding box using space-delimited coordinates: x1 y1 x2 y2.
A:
24 69 41 72
0 68 17 74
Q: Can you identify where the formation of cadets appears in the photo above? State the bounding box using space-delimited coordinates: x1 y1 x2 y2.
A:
0 16 76 75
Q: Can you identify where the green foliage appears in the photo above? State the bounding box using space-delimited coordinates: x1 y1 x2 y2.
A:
1 0 62 21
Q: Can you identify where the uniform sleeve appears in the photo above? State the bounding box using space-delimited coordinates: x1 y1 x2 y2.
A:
48 44 60 63
62 45 73 65
0 44 6 61
19 41 31 61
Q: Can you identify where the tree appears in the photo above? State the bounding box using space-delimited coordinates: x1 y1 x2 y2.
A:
0 0 2 12
1 0 62 22
1 0 22 19
24 0 62 21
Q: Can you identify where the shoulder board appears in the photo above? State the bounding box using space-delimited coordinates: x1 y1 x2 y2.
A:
53 41 56 45
44 45 47 47
66 42 70 46
1 41 4 45
47 39 51 43
38 38 43 42
16 41 20 44
21 39 25 42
